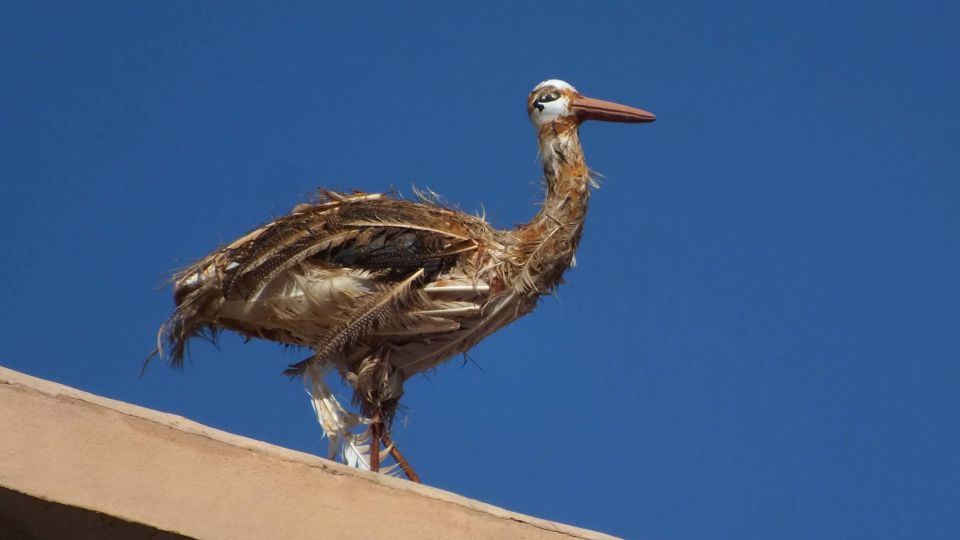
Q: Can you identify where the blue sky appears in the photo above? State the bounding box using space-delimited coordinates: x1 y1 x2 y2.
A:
2 2 958 538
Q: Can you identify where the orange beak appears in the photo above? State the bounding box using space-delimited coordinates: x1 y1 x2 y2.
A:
570 96 656 123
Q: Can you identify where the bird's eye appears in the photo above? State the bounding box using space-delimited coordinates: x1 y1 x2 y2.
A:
538 91 561 103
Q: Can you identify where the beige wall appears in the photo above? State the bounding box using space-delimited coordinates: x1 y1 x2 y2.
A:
0 366 616 540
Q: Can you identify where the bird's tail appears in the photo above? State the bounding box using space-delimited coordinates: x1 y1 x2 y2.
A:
142 264 224 376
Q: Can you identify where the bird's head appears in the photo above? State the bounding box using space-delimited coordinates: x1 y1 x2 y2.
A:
527 79 656 130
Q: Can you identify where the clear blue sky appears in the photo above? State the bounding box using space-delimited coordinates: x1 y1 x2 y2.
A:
2 2 958 538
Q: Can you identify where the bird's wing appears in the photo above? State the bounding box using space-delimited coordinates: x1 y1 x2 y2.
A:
211 191 481 299
158 190 491 368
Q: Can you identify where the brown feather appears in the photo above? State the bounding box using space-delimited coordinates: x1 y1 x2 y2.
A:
155 81 651 440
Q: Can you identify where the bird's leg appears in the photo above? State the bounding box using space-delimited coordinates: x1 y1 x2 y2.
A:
368 406 420 482
369 410 381 473
380 432 421 483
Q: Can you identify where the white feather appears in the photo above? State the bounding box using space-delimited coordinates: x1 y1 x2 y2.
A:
305 363 368 466
304 363 401 476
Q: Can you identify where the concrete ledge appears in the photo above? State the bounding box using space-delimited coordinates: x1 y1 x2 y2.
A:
0 366 616 540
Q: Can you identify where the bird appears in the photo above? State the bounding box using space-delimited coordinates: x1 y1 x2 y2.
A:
153 79 655 481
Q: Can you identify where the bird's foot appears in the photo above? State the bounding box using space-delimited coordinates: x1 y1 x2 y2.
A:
381 432 420 483
369 411 420 482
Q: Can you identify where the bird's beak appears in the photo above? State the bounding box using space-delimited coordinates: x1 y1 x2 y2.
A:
570 96 656 123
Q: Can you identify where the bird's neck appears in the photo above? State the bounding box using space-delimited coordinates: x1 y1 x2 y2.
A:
512 120 592 293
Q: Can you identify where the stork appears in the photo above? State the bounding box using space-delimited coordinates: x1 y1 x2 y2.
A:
154 79 655 481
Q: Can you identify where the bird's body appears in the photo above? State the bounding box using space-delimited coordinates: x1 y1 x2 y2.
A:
167 190 550 416
157 80 654 478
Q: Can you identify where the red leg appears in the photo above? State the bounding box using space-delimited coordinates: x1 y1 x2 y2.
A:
381 432 420 483
369 412 381 473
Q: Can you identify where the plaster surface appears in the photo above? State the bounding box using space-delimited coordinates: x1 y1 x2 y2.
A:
0 366 616 540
